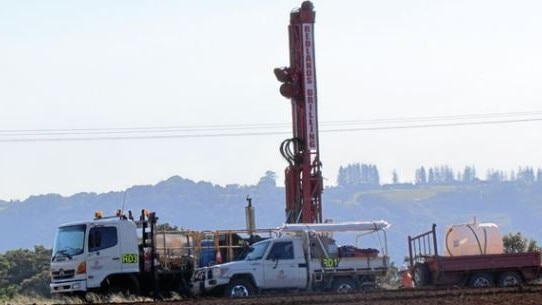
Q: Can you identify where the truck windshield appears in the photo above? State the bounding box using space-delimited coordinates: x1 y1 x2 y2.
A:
52 224 86 259
245 240 270 260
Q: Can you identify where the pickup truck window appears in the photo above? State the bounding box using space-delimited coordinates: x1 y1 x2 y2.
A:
246 240 270 260
266 241 294 260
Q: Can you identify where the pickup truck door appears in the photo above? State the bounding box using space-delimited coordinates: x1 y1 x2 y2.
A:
262 241 306 289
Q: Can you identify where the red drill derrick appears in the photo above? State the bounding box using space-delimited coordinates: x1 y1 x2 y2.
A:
274 1 322 224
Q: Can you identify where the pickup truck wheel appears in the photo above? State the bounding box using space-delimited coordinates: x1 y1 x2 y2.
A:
497 272 522 287
332 278 357 293
469 273 494 288
413 263 430 287
225 279 255 298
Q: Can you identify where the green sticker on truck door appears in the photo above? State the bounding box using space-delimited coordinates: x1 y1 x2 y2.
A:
122 253 138 264
321 258 340 268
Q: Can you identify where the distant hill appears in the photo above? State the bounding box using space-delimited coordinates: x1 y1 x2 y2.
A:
2 174 542 265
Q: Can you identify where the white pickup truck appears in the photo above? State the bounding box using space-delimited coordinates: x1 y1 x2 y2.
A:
192 221 390 297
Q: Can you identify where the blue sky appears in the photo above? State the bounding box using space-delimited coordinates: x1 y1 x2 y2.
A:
1 0 542 200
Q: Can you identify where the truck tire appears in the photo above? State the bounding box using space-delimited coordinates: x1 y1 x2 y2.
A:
332 277 357 293
497 272 522 287
469 273 494 288
105 275 140 296
178 278 193 297
413 263 430 287
225 278 255 298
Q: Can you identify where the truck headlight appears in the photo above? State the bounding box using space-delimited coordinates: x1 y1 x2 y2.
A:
211 267 229 278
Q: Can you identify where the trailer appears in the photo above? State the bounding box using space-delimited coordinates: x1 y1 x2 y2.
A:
408 224 542 288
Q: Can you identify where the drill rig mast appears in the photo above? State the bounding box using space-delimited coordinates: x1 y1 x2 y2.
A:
274 1 322 224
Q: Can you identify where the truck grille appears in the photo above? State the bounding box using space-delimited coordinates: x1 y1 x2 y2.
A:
52 269 75 280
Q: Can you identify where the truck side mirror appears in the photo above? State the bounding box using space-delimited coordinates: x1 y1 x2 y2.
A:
272 255 280 268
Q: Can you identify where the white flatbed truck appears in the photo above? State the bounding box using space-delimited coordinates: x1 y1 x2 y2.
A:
192 220 391 297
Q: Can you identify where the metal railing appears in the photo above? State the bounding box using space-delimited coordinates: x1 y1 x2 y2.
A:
408 224 438 268
152 228 279 268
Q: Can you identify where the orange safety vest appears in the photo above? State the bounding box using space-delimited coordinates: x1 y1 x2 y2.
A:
400 270 414 288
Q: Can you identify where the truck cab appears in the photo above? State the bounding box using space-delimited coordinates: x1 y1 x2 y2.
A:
50 212 141 295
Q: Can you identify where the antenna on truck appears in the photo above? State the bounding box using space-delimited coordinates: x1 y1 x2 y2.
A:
120 189 128 216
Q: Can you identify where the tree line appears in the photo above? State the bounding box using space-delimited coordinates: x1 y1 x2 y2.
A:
337 163 542 187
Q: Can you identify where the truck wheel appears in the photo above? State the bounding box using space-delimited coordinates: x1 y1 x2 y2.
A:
359 283 376 291
106 276 140 296
225 278 255 298
469 273 494 288
332 278 357 293
413 263 430 287
106 284 126 298
497 272 522 287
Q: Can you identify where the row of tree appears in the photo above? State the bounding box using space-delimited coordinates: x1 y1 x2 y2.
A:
337 163 380 187
337 163 542 187
415 165 475 185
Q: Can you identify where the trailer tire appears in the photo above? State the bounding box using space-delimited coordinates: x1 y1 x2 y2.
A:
332 277 357 293
225 278 255 298
497 272 522 287
413 263 430 287
469 273 494 288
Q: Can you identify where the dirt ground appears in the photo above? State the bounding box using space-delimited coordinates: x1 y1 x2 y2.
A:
109 286 542 305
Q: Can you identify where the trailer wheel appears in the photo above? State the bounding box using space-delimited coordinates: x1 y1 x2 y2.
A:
413 263 430 287
225 278 255 298
469 273 494 288
497 272 522 287
332 277 357 293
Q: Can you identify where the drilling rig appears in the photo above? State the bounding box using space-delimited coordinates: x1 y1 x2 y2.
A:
274 1 322 224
